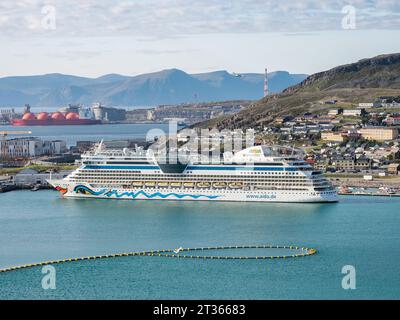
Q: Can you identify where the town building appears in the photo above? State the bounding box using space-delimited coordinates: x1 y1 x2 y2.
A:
0 175 13 185
274 116 293 125
14 168 71 185
0 108 16 123
321 132 346 142
0 138 67 158
354 157 372 170
384 116 400 126
0 138 41 158
314 159 329 171
332 157 355 171
388 163 399 175
126 109 151 122
358 103 374 108
359 127 398 141
42 140 67 155
324 100 338 105
328 109 341 116
343 109 364 117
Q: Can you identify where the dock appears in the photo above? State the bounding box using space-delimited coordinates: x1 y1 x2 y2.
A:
338 192 400 197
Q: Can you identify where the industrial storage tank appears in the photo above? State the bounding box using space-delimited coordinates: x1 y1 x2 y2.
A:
12 110 101 126
51 112 65 120
22 113 36 120
37 112 49 120
65 112 79 120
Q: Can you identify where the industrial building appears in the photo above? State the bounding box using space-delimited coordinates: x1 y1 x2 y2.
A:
0 138 67 158
14 168 71 186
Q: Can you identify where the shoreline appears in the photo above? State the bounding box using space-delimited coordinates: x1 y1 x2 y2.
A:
2 186 400 198
0 184 52 193
338 192 400 197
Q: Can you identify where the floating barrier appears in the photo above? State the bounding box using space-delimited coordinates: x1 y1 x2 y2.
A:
0 245 317 274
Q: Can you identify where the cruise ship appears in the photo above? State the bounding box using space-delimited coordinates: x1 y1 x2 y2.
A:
48 144 338 203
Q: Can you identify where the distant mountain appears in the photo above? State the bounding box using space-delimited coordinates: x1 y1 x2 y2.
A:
0 69 307 108
193 53 400 130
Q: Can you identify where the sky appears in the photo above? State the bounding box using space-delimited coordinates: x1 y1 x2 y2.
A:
0 0 400 77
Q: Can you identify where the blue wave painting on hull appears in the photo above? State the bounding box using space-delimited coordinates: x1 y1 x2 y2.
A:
74 185 220 200
74 185 107 196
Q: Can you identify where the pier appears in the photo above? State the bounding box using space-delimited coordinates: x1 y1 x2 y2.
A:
338 191 400 197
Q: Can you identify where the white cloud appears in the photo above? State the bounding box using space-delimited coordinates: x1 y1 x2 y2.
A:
0 0 399 38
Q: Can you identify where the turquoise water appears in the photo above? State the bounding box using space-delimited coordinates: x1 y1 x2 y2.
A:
0 123 177 147
0 190 399 299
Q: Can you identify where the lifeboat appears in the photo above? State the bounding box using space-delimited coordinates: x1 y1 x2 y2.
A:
213 182 227 189
158 182 169 188
183 182 195 188
170 182 182 188
131 181 143 187
144 181 156 187
197 182 211 188
228 182 243 189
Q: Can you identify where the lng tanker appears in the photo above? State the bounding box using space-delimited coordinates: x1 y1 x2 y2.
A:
12 112 101 126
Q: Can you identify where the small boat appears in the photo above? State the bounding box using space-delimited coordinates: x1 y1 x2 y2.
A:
183 182 195 188
170 182 182 188
213 182 227 189
132 181 143 187
339 186 351 194
378 186 390 194
31 185 40 191
158 182 169 187
228 182 243 189
197 182 211 188
144 181 156 187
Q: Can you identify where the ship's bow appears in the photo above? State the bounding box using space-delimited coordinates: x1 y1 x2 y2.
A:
47 179 69 196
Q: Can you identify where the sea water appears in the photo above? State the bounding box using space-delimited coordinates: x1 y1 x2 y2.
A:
0 123 177 147
0 190 399 299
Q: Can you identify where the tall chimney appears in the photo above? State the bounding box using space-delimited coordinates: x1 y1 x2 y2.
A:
263 68 269 97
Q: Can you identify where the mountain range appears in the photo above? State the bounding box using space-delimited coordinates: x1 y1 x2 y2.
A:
194 53 400 130
0 70 307 108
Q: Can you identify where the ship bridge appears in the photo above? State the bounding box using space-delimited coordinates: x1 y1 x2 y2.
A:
224 145 305 165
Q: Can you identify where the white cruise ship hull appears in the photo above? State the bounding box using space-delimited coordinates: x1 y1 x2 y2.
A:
49 145 339 204
49 181 338 203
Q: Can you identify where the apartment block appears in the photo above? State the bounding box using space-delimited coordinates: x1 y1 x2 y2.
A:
359 127 398 141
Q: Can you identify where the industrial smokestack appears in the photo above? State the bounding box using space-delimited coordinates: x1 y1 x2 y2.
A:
264 68 269 97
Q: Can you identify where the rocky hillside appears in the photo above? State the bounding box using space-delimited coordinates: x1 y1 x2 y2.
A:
194 53 400 130
285 53 400 93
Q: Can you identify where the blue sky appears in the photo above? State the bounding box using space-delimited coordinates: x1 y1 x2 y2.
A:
0 0 399 77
